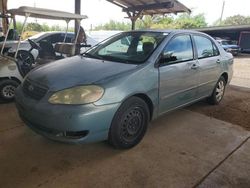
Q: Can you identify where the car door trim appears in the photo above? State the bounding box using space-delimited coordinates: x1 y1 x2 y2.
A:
161 79 216 100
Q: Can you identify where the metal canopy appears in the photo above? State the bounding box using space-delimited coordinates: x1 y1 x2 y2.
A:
8 6 88 21
107 0 191 29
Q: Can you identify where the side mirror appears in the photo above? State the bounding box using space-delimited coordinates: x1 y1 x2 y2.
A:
159 51 177 64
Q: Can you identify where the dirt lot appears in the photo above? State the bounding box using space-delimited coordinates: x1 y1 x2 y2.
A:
230 54 250 88
188 55 250 131
188 86 250 130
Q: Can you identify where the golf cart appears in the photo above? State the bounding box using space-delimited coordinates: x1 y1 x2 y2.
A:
0 6 88 101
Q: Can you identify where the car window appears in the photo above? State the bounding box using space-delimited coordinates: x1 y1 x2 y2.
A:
43 33 64 44
88 32 166 64
213 44 220 56
98 35 132 54
194 35 218 58
65 34 75 43
161 35 193 64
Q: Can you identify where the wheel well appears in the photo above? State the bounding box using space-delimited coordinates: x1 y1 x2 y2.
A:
221 73 228 84
133 93 154 121
0 77 21 84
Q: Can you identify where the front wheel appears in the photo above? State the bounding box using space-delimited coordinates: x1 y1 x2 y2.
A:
0 79 19 101
207 76 226 105
108 97 150 149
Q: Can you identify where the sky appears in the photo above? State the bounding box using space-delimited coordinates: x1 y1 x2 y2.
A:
8 0 250 29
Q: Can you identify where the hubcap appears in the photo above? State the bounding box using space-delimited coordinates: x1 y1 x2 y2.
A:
120 107 144 142
215 80 225 102
2 85 16 99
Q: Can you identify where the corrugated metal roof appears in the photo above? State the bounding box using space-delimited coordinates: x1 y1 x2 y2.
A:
107 0 191 16
8 6 87 20
197 25 250 32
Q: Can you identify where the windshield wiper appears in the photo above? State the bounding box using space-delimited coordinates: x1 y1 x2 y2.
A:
99 55 136 64
82 52 103 60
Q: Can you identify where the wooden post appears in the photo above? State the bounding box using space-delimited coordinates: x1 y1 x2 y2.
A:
75 0 81 35
131 19 136 30
1 0 8 34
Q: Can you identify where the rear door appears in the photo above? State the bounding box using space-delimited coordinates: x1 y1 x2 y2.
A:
158 34 200 114
192 35 221 98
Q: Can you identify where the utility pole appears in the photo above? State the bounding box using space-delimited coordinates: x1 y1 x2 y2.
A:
220 0 225 24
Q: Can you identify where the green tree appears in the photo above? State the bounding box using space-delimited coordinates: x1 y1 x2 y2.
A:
136 15 156 29
94 13 207 31
25 22 43 32
41 23 50 31
173 13 207 29
9 21 23 35
50 24 63 31
94 20 131 31
222 15 250 25
150 16 174 29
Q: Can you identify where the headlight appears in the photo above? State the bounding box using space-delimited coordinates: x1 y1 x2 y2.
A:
226 48 232 52
48 85 104 105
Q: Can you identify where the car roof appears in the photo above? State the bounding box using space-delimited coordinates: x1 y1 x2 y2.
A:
44 31 74 35
125 29 210 36
34 31 75 36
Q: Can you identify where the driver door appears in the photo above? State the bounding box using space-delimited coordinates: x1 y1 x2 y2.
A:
158 34 200 114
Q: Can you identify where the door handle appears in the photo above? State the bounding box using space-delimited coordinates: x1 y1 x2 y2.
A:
216 59 221 64
191 63 199 70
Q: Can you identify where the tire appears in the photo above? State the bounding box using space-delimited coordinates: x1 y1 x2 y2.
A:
0 79 19 101
207 76 226 105
108 96 150 149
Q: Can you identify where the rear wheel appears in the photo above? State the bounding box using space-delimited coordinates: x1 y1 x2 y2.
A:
108 97 150 149
0 79 19 101
207 76 226 105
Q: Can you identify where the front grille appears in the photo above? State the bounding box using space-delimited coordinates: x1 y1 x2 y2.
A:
22 79 48 100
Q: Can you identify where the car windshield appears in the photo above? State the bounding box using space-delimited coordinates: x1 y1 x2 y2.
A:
84 31 167 64
221 40 235 45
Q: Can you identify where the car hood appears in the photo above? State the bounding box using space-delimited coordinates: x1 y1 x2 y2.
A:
27 55 138 91
0 40 30 49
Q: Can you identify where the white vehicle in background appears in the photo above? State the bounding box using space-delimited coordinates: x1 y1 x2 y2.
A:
0 31 98 62
0 6 90 101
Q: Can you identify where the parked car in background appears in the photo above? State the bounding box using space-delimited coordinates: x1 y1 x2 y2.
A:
217 39 240 56
0 29 19 42
15 30 234 149
0 31 98 60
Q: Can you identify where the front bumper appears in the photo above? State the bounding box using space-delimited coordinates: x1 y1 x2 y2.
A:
15 86 120 144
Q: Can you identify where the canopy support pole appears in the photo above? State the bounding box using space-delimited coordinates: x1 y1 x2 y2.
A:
126 11 143 30
1 17 12 55
63 20 70 43
75 0 81 36
14 14 29 59
74 19 81 46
